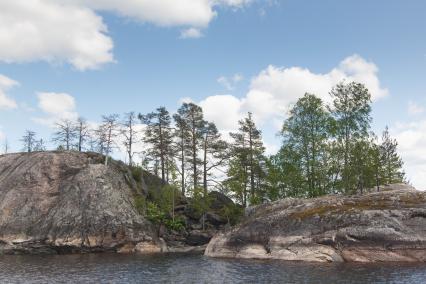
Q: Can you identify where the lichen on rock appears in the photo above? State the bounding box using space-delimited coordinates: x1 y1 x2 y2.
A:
205 186 426 262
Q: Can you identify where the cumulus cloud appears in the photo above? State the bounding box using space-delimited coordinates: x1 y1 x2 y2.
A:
408 101 424 115
217 73 244 90
33 92 78 126
180 28 204 39
0 0 114 71
198 55 388 132
65 0 253 26
392 121 426 190
0 74 19 110
199 94 243 132
64 0 216 28
0 1 254 69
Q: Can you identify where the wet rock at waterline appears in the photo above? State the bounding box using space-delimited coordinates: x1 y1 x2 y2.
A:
205 186 426 262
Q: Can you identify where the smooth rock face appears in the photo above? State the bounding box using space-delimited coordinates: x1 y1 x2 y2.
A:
206 186 426 262
0 152 160 254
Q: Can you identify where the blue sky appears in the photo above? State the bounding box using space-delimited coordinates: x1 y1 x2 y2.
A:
0 0 425 187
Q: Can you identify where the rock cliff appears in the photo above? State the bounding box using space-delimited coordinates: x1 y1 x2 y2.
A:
0 151 162 254
205 186 426 262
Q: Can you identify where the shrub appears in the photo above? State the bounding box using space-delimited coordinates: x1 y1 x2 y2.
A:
146 201 166 224
130 166 143 183
165 217 185 232
134 195 146 215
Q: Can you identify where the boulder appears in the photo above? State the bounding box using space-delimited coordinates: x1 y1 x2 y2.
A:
0 151 159 254
186 230 213 246
208 191 233 210
206 187 426 262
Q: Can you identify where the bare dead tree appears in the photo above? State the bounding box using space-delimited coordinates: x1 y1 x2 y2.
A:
100 114 119 166
52 119 78 151
121 112 140 167
3 137 9 154
76 117 90 152
34 139 47 151
21 130 37 153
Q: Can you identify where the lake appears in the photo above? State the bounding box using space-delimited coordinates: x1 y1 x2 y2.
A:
0 253 425 283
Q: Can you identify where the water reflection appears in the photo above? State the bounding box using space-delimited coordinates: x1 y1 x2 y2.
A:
0 253 425 283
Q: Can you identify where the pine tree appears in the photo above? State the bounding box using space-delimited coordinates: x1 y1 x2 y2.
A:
140 107 173 184
201 122 228 196
228 112 265 206
173 113 189 195
380 126 405 185
175 103 206 191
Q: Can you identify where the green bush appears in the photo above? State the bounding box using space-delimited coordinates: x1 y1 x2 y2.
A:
130 166 143 183
165 217 185 232
146 201 166 224
134 195 146 215
220 203 243 226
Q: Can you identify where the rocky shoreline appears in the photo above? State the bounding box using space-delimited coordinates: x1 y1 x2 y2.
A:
1 152 426 262
205 186 426 262
0 152 230 255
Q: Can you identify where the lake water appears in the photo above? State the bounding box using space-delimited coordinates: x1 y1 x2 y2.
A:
0 253 425 283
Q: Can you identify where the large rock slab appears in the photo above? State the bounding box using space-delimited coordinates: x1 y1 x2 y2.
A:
0 151 161 254
205 187 426 262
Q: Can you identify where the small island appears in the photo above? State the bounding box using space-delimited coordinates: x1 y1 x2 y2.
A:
1 83 424 263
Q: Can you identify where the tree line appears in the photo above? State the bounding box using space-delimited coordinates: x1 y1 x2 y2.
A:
14 81 405 206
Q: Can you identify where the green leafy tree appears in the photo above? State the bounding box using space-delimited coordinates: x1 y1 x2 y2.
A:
279 93 332 197
329 82 372 193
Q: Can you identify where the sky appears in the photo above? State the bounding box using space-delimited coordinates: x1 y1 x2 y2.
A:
0 0 426 188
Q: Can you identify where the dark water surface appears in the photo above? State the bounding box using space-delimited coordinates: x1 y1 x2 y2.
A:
0 253 425 283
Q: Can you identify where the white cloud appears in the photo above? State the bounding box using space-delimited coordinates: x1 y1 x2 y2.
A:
33 92 78 126
65 0 216 28
0 0 114 71
243 54 388 124
392 121 426 190
0 74 19 110
0 0 254 70
65 0 253 27
199 94 243 132
214 0 253 7
198 55 388 133
217 73 244 90
408 101 424 115
180 28 204 39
